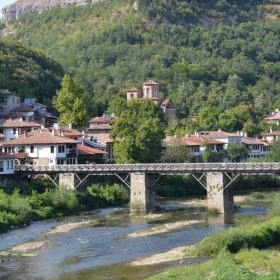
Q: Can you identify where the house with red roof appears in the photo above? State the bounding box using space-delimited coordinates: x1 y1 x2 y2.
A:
263 108 280 125
1 128 79 166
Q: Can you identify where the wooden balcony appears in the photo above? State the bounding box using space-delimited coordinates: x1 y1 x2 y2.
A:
13 152 28 158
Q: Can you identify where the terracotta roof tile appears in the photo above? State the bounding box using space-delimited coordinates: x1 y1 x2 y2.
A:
0 152 18 159
242 136 264 145
0 120 41 128
126 87 141 92
89 115 117 123
143 80 159 85
264 131 280 136
88 124 112 130
78 145 107 156
2 129 79 146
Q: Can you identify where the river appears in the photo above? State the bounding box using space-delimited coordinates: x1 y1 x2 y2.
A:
0 193 271 280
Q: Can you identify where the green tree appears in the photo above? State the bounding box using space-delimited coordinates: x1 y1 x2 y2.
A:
110 99 166 163
226 144 248 162
201 142 215 162
266 140 280 162
52 74 89 128
160 137 193 163
107 96 128 117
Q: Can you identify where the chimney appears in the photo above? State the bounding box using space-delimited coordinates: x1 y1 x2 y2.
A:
52 129 55 135
24 130 27 138
186 134 189 137
69 123 72 129
174 133 177 138
60 131 64 136
218 128 222 132
270 126 272 133
244 132 247 137
82 140 84 146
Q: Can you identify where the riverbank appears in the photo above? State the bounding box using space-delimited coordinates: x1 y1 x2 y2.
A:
145 193 280 279
0 181 129 234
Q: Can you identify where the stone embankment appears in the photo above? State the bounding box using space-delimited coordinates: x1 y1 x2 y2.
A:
1 0 104 25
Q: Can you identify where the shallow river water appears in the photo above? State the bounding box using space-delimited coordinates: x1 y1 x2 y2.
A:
0 194 271 280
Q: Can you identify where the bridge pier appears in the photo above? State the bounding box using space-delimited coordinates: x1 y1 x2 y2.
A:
59 173 78 189
130 173 156 213
207 172 234 213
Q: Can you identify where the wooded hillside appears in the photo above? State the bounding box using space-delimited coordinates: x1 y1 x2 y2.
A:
0 40 64 111
4 0 280 134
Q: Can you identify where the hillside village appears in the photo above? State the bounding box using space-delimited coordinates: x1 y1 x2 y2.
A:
0 79 278 178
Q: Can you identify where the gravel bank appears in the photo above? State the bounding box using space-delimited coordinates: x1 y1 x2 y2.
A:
11 241 50 253
127 220 203 238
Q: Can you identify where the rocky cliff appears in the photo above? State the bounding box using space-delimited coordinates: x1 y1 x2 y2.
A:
1 0 102 25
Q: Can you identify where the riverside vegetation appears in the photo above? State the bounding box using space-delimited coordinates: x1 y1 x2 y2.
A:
0 180 129 233
147 193 280 280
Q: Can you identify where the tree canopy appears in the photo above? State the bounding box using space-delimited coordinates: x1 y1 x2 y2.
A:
110 99 166 163
266 141 280 162
226 144 248 162
52 74 89 128
0 39 64 113
160 137 193 163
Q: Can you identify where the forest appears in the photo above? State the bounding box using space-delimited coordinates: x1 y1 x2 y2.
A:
2 0 280 134
0 40 64 112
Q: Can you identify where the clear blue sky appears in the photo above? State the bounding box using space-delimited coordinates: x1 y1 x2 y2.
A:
0 0 15 18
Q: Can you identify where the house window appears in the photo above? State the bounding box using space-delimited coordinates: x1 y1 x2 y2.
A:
57 159 64 165
30 146 34 153
11 161 13 169
7 161 9 169
0 129 3 134
50 146 54 153
17 98 19 104
13 128 16 135
58 145 65 153
66 158 76 165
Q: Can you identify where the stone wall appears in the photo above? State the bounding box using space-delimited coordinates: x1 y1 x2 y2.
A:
130 172 156 212
207 172 234 213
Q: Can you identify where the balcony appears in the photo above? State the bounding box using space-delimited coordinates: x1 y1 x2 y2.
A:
13 152 28 158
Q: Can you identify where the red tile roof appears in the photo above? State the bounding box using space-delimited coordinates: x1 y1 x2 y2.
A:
2 129 79 146
77 145 107 156
0 120 41 128
88 124 112 130
126 87 141 92
89 115 117 123
143 80 159 85
264 131 280 136
0 152 17 159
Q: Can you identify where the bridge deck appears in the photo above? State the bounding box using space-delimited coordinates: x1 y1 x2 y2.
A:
15 162 280 175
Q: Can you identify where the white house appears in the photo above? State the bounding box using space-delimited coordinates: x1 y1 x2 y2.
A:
0 152 17 174
0 89 21 115
85 133 115 163
162 134 226 163
1 128 79 165
0 119 41 141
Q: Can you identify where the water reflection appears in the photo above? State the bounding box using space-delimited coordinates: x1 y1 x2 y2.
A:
0 194 270 280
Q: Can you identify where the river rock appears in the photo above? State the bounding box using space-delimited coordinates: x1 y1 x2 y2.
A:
1 0 104 25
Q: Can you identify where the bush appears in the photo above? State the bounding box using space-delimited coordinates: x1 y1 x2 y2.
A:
50 186 79 212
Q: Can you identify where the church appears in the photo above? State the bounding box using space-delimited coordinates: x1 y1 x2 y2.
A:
126 80 177 122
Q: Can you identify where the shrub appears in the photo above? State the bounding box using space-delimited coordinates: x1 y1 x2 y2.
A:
50 186 79 212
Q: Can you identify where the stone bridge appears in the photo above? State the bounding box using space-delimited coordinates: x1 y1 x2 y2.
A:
15 162 280 213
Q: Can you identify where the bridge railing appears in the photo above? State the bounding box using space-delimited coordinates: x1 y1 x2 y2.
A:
14 162 280 174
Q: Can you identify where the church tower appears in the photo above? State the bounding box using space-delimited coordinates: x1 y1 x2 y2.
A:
126 87 142 101
143 80 159 99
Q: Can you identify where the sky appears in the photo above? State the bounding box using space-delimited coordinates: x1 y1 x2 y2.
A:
0 0 16 18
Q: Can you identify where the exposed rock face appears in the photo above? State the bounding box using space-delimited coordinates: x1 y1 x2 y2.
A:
2 0 102 25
